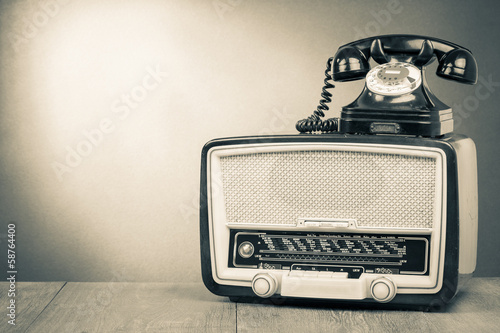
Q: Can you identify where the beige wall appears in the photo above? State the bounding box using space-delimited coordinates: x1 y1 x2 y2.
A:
1 0 499 281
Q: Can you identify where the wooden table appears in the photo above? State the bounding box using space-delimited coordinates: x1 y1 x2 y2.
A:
1 278 499 332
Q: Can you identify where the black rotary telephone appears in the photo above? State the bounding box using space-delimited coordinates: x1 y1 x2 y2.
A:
296 34 478 136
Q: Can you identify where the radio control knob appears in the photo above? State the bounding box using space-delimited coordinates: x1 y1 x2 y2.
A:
252 273 278 298
238 241 254 258
370 277 397 303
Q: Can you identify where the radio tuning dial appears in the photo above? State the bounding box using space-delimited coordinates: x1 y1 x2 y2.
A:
252 273 278 298
370 277 397 303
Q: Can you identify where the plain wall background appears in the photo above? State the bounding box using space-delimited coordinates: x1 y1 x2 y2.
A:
0 0 499 282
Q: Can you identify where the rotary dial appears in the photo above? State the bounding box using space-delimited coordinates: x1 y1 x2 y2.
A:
366 62 422 96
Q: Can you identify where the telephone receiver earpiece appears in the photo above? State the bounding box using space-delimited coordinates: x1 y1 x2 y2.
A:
437 48 478 84
332 46 370 81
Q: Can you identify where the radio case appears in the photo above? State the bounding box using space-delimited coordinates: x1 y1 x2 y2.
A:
199 133 477 311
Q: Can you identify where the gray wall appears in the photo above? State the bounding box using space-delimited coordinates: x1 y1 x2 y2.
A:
0 0 499 282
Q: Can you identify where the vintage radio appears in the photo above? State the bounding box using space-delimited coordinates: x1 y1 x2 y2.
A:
200 35 478 310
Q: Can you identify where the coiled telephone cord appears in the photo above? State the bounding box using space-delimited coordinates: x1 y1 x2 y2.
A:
295 57 339 133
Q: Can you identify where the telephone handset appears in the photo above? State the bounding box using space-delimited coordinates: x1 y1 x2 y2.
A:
296 34 478 136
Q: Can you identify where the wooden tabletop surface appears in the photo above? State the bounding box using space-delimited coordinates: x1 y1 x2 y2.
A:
1 278 499 332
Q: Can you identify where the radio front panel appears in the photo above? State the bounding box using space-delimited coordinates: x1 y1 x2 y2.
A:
206 141 445 297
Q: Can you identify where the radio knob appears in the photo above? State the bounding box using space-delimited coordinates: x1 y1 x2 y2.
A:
252 273 278 298
370 277 397 303
238 241 254 258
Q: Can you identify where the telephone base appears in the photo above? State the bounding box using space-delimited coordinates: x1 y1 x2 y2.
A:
339 108 453 137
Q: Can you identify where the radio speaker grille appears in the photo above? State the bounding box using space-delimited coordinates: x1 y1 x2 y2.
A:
219 150 437 229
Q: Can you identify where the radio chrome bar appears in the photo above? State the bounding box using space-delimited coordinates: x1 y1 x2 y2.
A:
226 219 433 235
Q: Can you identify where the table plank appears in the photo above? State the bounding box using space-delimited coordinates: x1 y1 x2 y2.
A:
0 281 66 333
236 303 435 333
26 282 235 333
424 277 500 332
236 278 500 333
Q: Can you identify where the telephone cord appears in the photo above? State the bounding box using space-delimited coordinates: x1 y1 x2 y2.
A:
295 57 339 133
